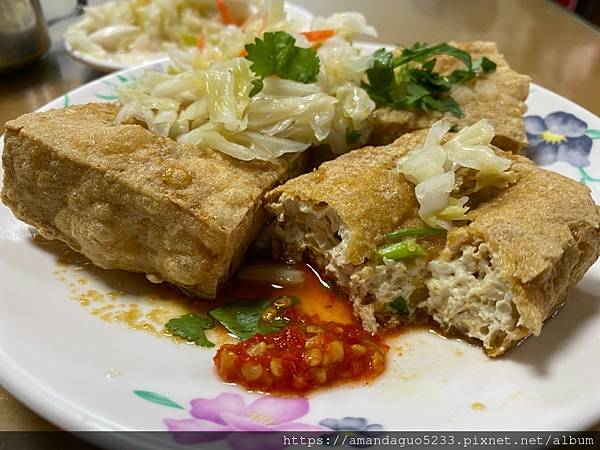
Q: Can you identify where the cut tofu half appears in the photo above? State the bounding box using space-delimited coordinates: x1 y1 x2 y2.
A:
2 103 305 298
266 131 600 356
370 41 530 153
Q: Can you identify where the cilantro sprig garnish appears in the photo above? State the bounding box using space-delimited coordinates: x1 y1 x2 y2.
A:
165 296 296 347
244 31 320 97
165 313 215 348
362 42 497 117
209 297 292 340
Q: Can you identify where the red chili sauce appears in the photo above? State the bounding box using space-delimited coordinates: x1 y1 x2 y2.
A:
213 264 390 394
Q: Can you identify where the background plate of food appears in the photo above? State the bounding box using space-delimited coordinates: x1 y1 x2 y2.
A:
2 5 600 441
64 0 315 72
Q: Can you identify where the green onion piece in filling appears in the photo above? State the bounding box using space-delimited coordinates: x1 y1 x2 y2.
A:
376 240 427 260
385 227 446 242
389 296 409 316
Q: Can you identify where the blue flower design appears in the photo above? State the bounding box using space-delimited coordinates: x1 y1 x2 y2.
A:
319 417 384 448
523 111 593 167
319 417 384 432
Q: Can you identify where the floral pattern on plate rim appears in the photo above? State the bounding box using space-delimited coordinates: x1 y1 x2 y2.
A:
523 111 600 183
62 70 147 107
134 390 383 444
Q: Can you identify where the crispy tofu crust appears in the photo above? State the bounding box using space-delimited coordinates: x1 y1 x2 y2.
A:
2 103 305 298
369 42 530 152
267 133 600 355
448 160 600 351
267 132 428 266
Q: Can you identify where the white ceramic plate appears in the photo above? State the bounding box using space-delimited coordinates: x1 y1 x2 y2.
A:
65 1 314 73
2 45 600 442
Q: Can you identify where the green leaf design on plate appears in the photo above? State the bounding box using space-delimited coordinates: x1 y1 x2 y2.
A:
133 390 184 409
578 167 600 184
102 79 118 89
94 93 119 100
586 129 600 139
117 74 129 82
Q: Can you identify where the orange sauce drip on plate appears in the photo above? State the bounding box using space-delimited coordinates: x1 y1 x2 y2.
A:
216 263 356 325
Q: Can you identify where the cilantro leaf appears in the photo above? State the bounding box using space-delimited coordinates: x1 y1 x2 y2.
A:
390 296 409 316
244 31 320 96
209 298 289 340
479 56 497 73
362 48 395 104
447 57 496 84
249 79 263 98
366 48 395 88
245 33 278 77
283 46 320 83
186 332 214 348
422 95 463 117
394 42 472 68
165 314 215 348
446 68 475 85
345 127 361 145
363 42 497 117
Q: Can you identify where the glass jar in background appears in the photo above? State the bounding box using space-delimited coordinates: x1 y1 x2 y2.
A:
0 0 50 74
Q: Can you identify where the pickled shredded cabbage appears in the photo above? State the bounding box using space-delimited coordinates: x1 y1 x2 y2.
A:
117 5 377 160
397 120 512 229
65 0 262 63
311 12 377 40
167 0 304 71
168 1 380 72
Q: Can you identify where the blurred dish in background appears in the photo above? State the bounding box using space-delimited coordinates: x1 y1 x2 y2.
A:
64 0 314 72
0 0 50 74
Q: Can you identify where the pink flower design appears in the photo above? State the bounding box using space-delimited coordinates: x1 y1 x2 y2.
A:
164 392 326 446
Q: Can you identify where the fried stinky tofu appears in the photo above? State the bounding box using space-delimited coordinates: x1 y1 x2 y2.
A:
2 103 305 298
266 130 600 356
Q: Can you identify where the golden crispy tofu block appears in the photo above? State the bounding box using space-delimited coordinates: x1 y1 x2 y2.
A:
2 103 305 298
267 132 600 355
370 42 530 152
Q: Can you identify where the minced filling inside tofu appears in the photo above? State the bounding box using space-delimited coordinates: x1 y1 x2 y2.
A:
272 194 429 332
271 194 344 267
424 242 518 349
348 258 428 331
271 194 523 346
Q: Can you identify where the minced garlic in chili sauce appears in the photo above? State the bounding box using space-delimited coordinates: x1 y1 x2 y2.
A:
213 263 389 394
214 310 388 394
